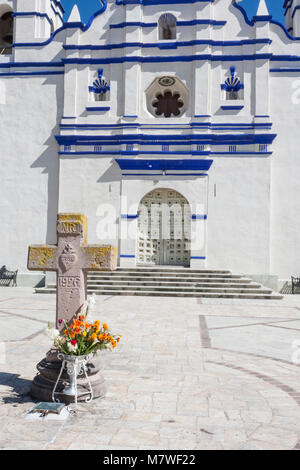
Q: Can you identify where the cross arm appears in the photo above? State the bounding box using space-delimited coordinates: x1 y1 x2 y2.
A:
28 245 58 271
81 245 117 271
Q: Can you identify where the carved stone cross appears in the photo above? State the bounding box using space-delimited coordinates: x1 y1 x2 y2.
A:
28 213 117 328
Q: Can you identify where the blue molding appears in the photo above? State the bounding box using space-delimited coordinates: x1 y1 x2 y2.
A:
56 132 276 146
121 214 139 219
12 12 53 26
0 62 63 68
63 38 271 52
191 256 206 260
270 68 300 72
0 71 64 77
116 0 213 4
62 53 272 67
221 105 244 110
191 215 207 220
115 159 213 172
120 255 135 258
86 106 110 112
110 19 226 29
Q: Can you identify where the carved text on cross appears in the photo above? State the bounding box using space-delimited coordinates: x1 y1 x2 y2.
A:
28 214 117 328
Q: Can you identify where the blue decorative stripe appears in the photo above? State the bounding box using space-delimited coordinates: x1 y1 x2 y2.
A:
110 19 227 29
86 107 110 111
116 0 213 4
12 12 53 26
221 105 244 110
120 255 136 258
51 0 65 14
56 133 276 146
59 122 272 131
191 256 206 260
270 68 300 72
191 215 207 220
121 214 139 219
121 173 208 176
115 159 213 171
63 38 271 52
62 53 272 66
0 71 64 77
0 62 63 69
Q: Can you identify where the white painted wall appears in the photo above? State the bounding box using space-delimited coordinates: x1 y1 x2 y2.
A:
3 0 300 284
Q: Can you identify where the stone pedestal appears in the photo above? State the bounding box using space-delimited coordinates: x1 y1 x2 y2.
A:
30 349 106 403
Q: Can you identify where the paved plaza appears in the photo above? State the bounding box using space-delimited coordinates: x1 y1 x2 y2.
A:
0 288 300 450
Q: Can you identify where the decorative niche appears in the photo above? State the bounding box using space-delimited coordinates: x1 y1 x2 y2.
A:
89 69 110 102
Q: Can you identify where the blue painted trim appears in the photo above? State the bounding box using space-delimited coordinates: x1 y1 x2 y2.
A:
59 122 272 130
191 256 206 260
12 12 53 26
123 115 138 118
86 106 110 112
115 159 213 171
51 0 65 14
56 133 276 146
221 105 244 111
121 173 208 177
191 215 207 220
120 255 136 258
62 116 77 119
64 38 270 52
270 68 300 72
62 53 272 66
121 214 139 219
116 0 213 4
0 71 64 77
0 62 63 69
110 19 227 29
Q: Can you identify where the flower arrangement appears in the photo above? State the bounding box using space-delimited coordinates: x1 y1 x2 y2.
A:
47 294 121 357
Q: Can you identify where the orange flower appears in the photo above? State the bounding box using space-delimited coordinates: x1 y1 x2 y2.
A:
98 334 104 341
103 323 108 331
64 329 68 336
91 333 97 342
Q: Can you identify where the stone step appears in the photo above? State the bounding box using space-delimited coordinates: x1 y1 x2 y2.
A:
35 288 283 300
88 272 243 279
86 275 251 284
85 285 274 294
86 281 261 289
113 267 232 274
39 285 273 294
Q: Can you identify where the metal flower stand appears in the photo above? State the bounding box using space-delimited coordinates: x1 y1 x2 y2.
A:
52 354 94 409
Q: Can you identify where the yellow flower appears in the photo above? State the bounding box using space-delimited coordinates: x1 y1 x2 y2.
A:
82 331 87 337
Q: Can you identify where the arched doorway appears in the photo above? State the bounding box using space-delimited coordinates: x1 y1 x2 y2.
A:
136 189 191 267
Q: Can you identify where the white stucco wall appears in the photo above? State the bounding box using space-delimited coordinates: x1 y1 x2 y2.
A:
3 0 300 284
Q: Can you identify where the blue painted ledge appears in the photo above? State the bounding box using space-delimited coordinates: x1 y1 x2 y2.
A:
221 105 244 111
86 106 110 112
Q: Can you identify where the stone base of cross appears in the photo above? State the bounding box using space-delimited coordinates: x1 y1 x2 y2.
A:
27 213 117 403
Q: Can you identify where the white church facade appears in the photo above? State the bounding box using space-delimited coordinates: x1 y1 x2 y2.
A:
1 0 300 287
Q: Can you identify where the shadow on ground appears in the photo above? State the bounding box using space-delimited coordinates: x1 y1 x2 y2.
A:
0 372 33 404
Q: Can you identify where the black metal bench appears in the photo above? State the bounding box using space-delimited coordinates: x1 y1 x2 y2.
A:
291 276 300 294
0 265 18 287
